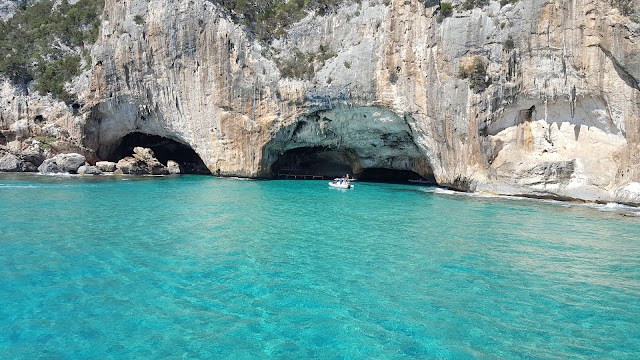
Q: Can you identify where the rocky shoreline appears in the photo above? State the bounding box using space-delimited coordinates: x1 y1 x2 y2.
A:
0 147 181 176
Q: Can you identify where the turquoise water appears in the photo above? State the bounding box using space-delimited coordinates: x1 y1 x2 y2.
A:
0 174 639 359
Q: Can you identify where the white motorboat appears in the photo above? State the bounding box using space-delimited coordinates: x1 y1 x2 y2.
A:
329 178 354 189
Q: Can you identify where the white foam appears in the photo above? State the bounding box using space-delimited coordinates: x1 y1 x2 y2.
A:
0 184 39 188
38 173 76 177
432 188 457 195
586 202 638 213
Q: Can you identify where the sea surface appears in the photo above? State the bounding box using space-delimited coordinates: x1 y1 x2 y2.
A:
0 174 639 359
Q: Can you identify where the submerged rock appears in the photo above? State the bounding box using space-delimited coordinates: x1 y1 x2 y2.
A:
38 153 86 174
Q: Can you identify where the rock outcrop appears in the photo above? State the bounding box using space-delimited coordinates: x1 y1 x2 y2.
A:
1 0 639 204
114 147 170 175
77 165 102 175
0 153 37 172
0 0 17 21
167 160 181 174
38 153 86 174
95 161 117 172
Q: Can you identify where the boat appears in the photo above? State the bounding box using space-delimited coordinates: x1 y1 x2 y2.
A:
329 178 354 189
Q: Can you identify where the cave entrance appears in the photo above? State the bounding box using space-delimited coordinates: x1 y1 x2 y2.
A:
104 132 211 175
356 168 433 184
270 146 435 184
270 147 354 179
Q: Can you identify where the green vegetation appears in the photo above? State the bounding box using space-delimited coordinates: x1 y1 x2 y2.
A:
458 56 489 93
0 0 104 102
611 0 635 16
34 135 58 150
463 0 489 10
438 2 453 22
134 15 144 25
33 55 82 103
499 0 519 7
210 0 345 42
276 45 337 80
503 35 515 52
608 1 639 23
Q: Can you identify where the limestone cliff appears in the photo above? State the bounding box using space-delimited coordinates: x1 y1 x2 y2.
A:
2 0 640 205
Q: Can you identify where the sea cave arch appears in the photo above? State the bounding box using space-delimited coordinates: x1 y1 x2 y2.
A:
99 132 211 175
263 106 437 183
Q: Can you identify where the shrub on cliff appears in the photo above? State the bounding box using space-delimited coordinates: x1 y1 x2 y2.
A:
611 0 636 16
458 56 489 93
276 45 337 80
33 56 82 104
463 0 490 10
503 35 515 52
0 0 104 102
211 0 346 42
499 0 519 7
437 2 453 22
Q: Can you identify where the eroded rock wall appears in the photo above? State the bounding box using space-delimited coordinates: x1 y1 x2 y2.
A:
83 0 640 202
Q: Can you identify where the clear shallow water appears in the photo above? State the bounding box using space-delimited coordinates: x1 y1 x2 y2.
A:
0 174 639 359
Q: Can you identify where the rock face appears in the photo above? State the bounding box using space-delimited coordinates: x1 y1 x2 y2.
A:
38 153 86 174
0 0 18 21
2 0 639 204
0 154 37 172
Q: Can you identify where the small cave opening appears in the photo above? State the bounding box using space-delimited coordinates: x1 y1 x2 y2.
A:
356 168 434 184
103 132 211 175
270 147 354 179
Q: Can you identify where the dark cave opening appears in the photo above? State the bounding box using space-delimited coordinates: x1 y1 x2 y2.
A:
270 146 434 184
104 132 211 175
270 147 354 179
356 168 434 184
